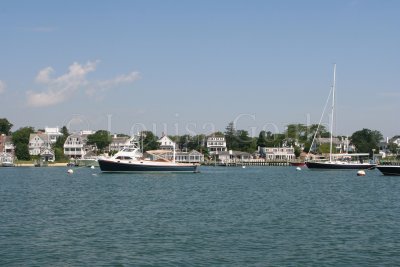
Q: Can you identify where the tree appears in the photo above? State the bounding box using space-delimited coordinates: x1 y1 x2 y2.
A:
87 130 112 152
139 131 159 151
308 124 330 141
236 130 255 153
350 128 383 154
257 131 267 148
52 126 69 161
61 126 69 137
387 142 399 155
12 127 35 160
0 118 13 135
225 122 238 150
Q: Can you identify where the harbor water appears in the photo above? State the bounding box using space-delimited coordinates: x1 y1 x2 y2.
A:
1 166 400 266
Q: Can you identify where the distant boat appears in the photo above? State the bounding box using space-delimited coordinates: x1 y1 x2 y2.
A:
290 161 306 167
76 158 99 167
98 136 199 173
2 160 15 167
1 153 15 167
305 64 376 170
376 163 400 176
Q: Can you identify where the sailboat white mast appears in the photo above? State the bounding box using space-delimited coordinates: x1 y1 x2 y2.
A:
329 64 336 162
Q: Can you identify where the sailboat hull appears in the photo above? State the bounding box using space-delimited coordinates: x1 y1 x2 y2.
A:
98 159 199 173
306 161 376 170
376 165 400 176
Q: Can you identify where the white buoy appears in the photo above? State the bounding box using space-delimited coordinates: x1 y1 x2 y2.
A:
296 167 302 171
67 169 74 174
90 165 95 169
357 170 366 176
242 165 246 169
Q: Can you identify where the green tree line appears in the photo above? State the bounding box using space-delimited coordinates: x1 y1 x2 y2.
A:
1 117 397 160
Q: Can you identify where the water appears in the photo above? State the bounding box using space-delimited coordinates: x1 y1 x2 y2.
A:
1 166 400 266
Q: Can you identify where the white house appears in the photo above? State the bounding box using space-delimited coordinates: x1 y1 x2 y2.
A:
175 150 204 163
0 134 14 155
207 136 227 154
390 136 400 146
29 133 51 156
310 137 355 154
28 132 55 162
158 135 176 150
38 147 55 162
109 135 130 152
64 133 93 159
217 150 252 163
261 147 295 161
44 127 63 144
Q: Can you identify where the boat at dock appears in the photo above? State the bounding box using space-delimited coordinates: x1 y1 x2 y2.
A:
1 152 15 167
98 136 199 173
289 161 306 167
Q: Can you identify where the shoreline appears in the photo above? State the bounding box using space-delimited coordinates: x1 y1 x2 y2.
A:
13 163 69 167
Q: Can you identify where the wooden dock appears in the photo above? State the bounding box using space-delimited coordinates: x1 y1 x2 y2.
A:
205 159 292 167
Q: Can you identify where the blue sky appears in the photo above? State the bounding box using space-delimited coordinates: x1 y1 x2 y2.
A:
0 0 399 138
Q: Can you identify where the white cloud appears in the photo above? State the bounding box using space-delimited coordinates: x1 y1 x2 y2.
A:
26 61 140 107
0 80 6 94
35 67 54 83
92 71 141 92
27 61 98 107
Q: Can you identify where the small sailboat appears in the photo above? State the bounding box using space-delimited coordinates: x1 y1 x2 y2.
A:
306 64 376 170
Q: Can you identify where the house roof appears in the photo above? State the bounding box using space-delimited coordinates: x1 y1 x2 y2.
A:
158 135 175 144
29 133 49 142
40 148 54 156
315 137 340 144
111 136 130 143
176 150 203 156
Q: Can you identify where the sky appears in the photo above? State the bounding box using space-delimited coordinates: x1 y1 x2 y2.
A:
0 0 399 138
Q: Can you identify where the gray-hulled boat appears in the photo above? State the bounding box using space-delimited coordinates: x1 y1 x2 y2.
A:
98 136 199 173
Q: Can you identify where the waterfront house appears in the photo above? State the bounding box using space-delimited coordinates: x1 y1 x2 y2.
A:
217 150 252 163
261 147 295 161
38 147 55 162
29 132 56 162
0 134 15 155
310 137 352 153
145 149 204 163
206 136 227 155
109 135 130 152
390 136 400 146
44 127 63 144
175 150 204 163
158 135 176 150
379 136 400 157
63 132 94 159
29 133 51 156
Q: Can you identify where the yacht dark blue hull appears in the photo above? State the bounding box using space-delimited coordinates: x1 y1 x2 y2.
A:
98 159 198 173
376 165 400 176
306 161 376 170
